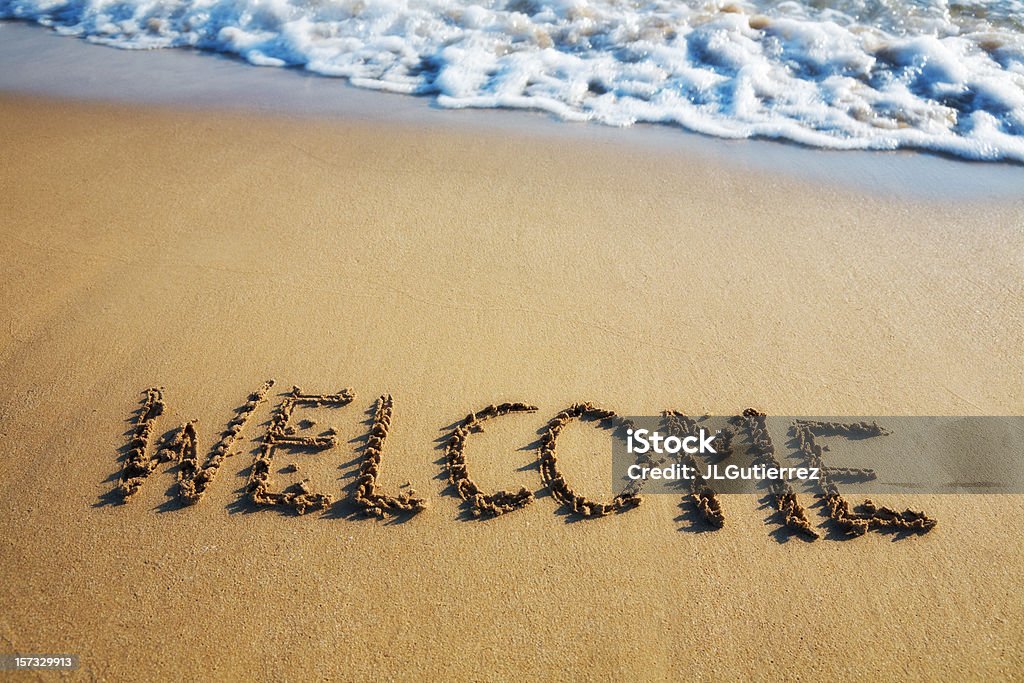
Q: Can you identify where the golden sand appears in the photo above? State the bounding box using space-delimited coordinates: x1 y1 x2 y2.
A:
1 95 1022 680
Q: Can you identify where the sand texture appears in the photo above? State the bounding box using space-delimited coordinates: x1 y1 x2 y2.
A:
1 95 1022 681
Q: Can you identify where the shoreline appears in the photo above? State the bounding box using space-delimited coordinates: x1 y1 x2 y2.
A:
3 20 1024 202
2 92 1021 415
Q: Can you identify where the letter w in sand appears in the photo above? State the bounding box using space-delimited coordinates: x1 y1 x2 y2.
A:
115 380 276 505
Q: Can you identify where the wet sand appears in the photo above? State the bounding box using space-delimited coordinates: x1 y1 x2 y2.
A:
0 94 1022 680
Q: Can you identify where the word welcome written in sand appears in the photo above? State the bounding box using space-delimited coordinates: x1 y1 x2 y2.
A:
113 381 936 539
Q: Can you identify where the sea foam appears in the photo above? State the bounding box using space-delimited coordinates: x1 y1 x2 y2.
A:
3 0 1024 161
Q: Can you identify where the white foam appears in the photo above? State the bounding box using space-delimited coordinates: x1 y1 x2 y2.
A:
3 0 1024 161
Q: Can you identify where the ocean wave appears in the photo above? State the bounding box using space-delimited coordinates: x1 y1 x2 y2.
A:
3 0 1024 161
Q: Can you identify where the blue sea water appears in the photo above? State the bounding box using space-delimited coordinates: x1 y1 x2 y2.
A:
3 0 1023 161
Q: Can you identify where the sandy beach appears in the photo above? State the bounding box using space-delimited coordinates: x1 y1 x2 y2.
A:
1 85 1022 680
